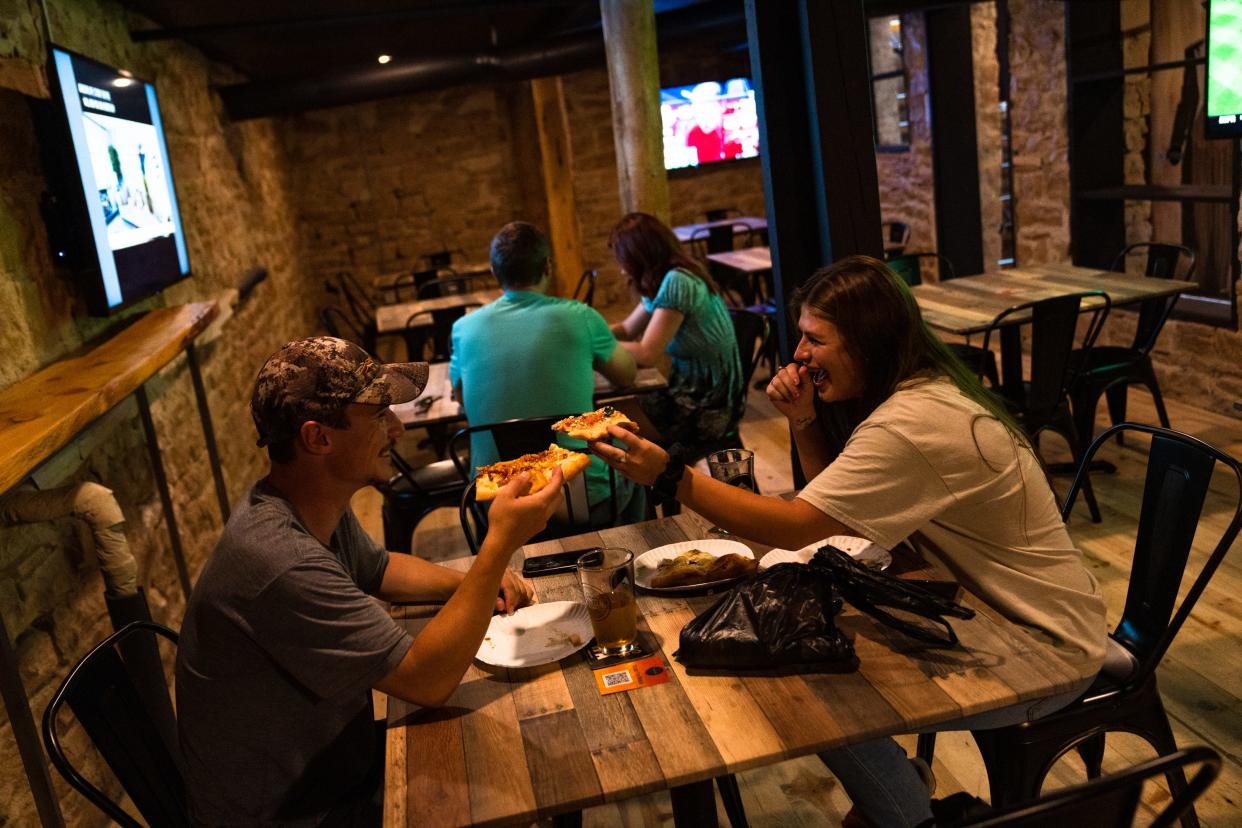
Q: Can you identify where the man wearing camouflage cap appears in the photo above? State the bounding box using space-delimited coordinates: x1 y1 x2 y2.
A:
176 336 562 826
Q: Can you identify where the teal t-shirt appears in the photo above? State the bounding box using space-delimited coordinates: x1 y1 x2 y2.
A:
641 267 741 394
449 290 623 506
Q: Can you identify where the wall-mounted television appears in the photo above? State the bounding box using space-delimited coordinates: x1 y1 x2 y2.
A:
35 46 190 314
660 77 760 171
1206 0 1242 139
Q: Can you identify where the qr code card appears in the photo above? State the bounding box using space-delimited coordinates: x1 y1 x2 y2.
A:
592 654 670 695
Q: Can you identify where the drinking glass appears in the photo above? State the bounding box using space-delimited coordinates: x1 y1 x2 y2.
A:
577 548 640 659
706 449 756 536
707 448 756 490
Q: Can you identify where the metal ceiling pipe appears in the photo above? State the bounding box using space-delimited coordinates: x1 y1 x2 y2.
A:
217 7 744 120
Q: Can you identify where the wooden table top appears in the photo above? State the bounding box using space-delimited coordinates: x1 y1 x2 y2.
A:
391 361 669 428
0 302 218 495
705 245 772 274
673 216 767 243
384 514 1083 827
375 289 503 334
911 263 1189 336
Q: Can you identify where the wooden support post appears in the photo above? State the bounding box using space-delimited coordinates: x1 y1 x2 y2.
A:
600 0 670 223
531 76 586 298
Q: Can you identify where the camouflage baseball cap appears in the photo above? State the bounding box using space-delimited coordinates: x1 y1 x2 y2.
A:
251 336 429 447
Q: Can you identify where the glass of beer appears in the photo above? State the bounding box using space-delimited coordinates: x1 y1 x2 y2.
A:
577 548 640 659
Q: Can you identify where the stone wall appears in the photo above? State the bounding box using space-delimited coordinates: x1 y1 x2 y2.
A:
0 0 317 823
282 42 767 323
1009 0 1072 265
973 2 1004 270
874 13 937 258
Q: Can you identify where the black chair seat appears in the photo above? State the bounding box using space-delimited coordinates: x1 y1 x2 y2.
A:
916 423 1242 828
407 458 464 493
379 450 467 553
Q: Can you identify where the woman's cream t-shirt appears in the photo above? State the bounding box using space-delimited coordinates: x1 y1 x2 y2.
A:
797 378 1107 679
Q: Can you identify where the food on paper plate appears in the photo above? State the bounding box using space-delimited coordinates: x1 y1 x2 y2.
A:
651 549 757 588
474 444 591 501
551 406 639 442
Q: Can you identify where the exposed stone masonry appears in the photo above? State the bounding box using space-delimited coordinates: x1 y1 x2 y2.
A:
0 0 317 822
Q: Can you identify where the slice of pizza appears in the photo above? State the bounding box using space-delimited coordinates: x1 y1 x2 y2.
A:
551 406 639 442
474 444 592 501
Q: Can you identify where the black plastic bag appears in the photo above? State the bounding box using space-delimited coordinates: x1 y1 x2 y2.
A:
676 544 976 672
676 557 856 672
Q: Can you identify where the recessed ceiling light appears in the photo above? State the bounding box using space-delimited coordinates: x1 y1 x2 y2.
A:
377 54 392 64
113 70 134 87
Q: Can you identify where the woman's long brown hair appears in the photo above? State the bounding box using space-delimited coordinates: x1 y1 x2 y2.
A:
792 255 1025 455
608 212 719 299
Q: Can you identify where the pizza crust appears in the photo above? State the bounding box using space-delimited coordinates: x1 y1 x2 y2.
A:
474 444 592 501
551 406 638 442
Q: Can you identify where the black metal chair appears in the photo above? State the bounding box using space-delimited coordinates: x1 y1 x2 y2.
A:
417 273 491 300
977 291 1111 522
404 303 481 363
320 305 374 352
919 423 1242 827
704 207 742 222
573 269 597 306
42 621 188 828
377 447 467 553
1068 242 1197 446
449 415 620 554
957 746 1220 828
386 267 449 303
728 307 770 392
881 220 911 259
886 251 955 286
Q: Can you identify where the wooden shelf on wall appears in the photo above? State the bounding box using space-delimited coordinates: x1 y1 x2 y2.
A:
0 302 218 495
1075 184 1235 203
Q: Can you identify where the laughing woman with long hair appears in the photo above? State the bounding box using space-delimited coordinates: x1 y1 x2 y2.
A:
591 255 1107 828
608 212 743 460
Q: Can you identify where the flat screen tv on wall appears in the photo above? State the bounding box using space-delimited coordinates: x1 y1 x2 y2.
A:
660 77 760 171
1206 0 1242 138
36 46 190 315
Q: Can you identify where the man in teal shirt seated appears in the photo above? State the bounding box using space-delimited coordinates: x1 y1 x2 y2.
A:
450 221 646 525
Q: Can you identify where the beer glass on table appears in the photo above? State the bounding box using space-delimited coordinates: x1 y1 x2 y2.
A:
577 548 639 659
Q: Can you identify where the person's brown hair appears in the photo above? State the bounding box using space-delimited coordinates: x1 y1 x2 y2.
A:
608 212 718 299
791 255 1024 453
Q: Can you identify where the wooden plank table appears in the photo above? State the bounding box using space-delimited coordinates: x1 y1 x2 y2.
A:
384 514 1085 827
375 289 502 335
673 216 767 243
391 361 669 429
909 262 1188 336
704 245 772 275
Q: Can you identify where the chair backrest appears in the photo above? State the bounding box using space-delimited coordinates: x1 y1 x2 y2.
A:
881 220 911 256
1110 242 1198 355
980 291 1110 421
574 269 597 306
320 306 374 352
728 307 769 390
42 621 188 828
417 273 481 300
704 207 741 222
448 415 614 550
886 251 956 286
406 302 481 362
325 271 376 323
1061 423 1242 685
425 249 454 268
959 746 1220 828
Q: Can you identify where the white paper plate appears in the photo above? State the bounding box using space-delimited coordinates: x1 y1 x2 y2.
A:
759 535 892 571
634 539 755 593
475 601 593 668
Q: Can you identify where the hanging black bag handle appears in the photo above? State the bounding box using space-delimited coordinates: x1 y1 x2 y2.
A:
808 546 975 647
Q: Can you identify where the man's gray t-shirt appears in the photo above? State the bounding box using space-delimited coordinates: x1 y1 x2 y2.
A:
176 480 412 826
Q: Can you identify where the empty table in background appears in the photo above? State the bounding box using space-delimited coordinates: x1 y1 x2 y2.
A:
673 216 767 244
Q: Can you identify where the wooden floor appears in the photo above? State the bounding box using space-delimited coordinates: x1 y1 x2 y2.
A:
354 384 1242 827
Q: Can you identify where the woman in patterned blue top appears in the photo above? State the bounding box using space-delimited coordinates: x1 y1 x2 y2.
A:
608 212 743 459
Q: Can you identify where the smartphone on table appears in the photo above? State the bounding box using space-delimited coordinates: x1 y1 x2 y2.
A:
521 548 599 577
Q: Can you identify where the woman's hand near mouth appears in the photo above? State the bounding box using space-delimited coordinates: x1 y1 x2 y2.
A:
766 362 818 429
